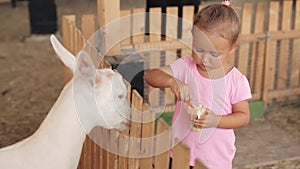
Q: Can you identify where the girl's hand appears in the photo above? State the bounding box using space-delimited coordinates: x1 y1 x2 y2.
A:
169 78 193 102
191 109 221 128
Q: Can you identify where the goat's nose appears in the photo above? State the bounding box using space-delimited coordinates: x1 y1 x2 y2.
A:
123 121 131 128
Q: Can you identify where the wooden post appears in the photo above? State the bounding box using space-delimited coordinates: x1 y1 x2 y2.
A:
128 90 143 169
193 160 207 169
97 0 121 55
291 0 300 88
263 1 280 104
172 140 190 169
250 2 267 100
238 3 252 76
62 15 76 84
140 104 155 169
81 14 96 40
278 1 293 90
154 118 172 169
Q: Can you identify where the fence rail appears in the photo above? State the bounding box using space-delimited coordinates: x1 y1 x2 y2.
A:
60 0 300 168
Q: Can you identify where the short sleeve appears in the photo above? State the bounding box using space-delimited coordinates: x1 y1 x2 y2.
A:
170 57 192 80
231 75 252 104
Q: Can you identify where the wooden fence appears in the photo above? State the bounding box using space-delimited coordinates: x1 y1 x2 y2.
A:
61 13 207 169
60 0 300 168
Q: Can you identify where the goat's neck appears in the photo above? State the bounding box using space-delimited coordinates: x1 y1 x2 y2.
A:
30 81 88 167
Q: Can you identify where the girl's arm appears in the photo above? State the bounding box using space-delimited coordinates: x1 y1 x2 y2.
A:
193 100 250 129
144 66 175 88
218 100 250 129
145 66 193 102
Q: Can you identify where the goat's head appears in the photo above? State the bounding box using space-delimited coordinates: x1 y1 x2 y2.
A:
50 35 131 131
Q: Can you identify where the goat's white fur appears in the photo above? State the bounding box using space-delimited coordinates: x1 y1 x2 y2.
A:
0 35 131 169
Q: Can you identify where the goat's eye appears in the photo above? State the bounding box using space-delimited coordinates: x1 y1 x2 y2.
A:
118 95 124 99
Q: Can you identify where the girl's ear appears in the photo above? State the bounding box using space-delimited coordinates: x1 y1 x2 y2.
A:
229 42 239 55
50 35 76 73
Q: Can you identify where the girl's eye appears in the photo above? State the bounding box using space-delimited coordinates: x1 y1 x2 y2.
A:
196 48 204 53
210 52 220 57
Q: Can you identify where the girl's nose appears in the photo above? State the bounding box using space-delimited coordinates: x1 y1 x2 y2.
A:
200 53 209 63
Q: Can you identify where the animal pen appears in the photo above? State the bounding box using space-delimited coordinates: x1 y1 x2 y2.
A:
61 0 300 168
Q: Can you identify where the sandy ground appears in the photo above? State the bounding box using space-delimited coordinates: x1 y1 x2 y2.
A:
0 0 299 168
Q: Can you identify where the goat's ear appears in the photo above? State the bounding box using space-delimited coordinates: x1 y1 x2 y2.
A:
50 35 76 73
76 51 96 80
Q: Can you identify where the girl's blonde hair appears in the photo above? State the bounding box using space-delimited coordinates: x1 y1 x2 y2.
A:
193 3 240 44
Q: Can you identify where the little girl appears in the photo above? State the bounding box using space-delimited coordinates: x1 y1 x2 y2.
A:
145 1 251 169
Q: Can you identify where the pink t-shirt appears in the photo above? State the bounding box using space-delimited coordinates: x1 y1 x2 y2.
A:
170 57 252 169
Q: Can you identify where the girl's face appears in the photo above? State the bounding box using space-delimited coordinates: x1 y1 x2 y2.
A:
191 27 237 73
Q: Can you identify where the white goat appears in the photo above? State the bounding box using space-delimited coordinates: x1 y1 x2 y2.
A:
0 35 131 169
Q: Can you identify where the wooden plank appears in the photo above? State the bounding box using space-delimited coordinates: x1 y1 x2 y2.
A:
148 8 162 109
193 160 207 169
93 127 101 169
120 10 132 47
119 81 131 169
97 0 120 55
291 1 300 88
118 130 129 169
165 7 178 106
263 1 280 104
278 0 293 90
149 7 162 42
154 118 171 169
128 90 143 169
140 104 155 169
182 6 194 39
101 128 110 169
109 131 119 169
268 30 300 40
62 15 76 84
172 140 190 169
130 40 190 50
267 87 300 100
250 2 267 100
132 8 146 44
238 3 253 76
81 14 95 40
166 7 179 41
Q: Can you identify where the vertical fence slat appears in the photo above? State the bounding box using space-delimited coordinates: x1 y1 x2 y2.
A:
148 7 162 109
182 6 194 39
132 8 145 44
109 131 119 169
97 0 120 55
172 140 190 169
181 6 194 56
119 81 131 169
263 1 280 103
62 15 76 84
120 10 132 47
278 0 293 90
291 0 300 88
149 7 162 41
193 160 207 169
140 104 155 169
154 118 171 169
128 90 143 169
251 2 267 100
238 3 253 76
81 14 95 40
165 7 178 108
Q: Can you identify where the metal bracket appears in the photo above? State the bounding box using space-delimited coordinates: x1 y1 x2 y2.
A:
257 32 270 40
